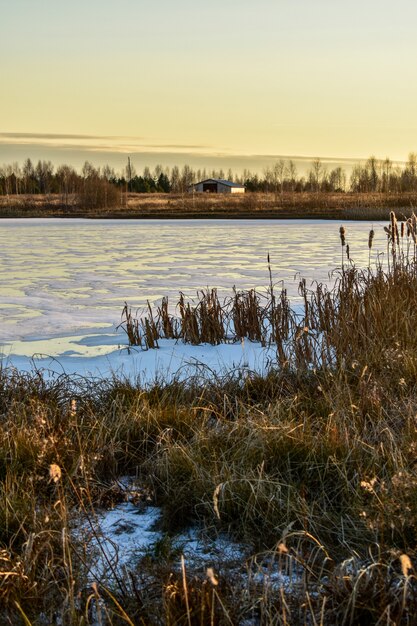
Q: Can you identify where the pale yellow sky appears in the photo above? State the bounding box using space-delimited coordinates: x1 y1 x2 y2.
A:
1 0 417 170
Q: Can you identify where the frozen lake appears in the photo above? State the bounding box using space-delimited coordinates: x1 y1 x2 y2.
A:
0 218 387 379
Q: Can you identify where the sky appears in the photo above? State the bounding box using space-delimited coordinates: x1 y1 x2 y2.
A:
1 0 417 173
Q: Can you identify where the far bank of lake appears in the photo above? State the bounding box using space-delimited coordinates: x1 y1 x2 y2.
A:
0 191 415 220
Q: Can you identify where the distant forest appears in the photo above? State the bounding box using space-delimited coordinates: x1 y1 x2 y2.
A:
1 154 417 197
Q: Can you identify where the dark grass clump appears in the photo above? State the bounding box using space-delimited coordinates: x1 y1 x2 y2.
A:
120 284 295 351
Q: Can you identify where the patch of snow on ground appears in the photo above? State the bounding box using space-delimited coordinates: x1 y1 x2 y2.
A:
3 336 277 385
75 479 301 594
80 502 162 582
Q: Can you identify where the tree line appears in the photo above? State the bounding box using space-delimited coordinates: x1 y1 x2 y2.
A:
1 154 417 198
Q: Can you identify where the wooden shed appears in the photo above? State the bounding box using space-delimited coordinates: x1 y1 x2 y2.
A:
188 178 245 194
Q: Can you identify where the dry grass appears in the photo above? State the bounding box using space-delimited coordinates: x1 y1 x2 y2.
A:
2 215 417 623
2 191 417 219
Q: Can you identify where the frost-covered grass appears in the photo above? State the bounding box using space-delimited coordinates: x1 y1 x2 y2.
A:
2 215 417 624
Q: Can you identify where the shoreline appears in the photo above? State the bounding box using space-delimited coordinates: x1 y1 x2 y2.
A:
0 191 416 220
0 209 410 221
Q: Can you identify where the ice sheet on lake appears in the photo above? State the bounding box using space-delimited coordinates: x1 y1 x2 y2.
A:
0 218 385 349
0 218 387 379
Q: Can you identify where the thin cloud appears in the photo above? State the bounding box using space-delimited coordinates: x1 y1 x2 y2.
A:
141 143 211 150
0 134 406 168
227 153 407 166
0 132 210 151
0 132 142 141
0 140 215 157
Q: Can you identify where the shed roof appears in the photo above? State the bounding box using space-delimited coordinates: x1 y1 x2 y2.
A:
194 178 245 188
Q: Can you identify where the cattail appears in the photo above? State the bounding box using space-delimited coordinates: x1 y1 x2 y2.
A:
346 244 350 260
49 463 62 483
213 483 222 519
390 211 397 244
339 226 346 246
400 554 413 577
401 222 405 238
206 567 219 586
367 228 375 268
407 220 412 237
69 399 77 417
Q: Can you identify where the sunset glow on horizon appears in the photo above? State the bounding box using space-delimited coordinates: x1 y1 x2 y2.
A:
2 0 417 170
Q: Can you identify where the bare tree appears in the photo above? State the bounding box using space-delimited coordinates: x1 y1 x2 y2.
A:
404 153 417 191
102 164 115 181
263 167 272 193
328 167 346 192
310 158 323 194
381 158 392 193
170 166 181 193
180 164 195 192
287 160 298 193
22 158 35 193
272 160 286 201
366 156 379 192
